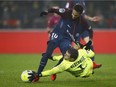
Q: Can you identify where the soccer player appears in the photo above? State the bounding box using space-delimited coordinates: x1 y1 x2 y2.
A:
32 46 95 82
38 4 83 78
65 0 102 68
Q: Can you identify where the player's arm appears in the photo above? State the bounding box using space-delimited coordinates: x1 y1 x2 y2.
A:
52 55 63 61
40 7 66 17
30 60 68 82
84 14 102 22
41 67 63 77
41 60 67 77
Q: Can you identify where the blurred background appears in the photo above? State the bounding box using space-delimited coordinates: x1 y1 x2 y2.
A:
0 0 115 29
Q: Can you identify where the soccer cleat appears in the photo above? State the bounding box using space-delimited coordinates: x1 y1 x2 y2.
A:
93 62 102 69
51 74 56 81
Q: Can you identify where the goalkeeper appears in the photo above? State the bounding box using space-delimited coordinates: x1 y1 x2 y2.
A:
32 42 96 82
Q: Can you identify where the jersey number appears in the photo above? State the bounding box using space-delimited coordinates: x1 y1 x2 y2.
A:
51 33 58 40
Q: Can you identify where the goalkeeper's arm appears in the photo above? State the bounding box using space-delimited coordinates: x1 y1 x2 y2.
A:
41 59 69 77
52 55 63 61
41 67 64 77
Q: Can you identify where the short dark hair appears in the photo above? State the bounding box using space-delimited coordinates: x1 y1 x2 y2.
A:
67 47 78 60
73 4 83 14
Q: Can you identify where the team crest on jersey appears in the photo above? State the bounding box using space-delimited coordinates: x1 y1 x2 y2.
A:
59 8 65 13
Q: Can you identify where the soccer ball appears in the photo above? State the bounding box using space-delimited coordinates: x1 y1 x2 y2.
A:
21 70 35 82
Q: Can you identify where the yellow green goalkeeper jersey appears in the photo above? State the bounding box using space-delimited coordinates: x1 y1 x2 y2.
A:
42 49 94 77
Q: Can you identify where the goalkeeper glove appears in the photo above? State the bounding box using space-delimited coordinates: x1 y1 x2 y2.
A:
84 40 92 50
32 75 39 82
28 71 39 82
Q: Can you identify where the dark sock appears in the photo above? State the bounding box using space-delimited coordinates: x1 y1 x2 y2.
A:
37 41 56 75
37 54 48 75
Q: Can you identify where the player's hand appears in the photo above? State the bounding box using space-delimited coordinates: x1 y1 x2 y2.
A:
40 11 48 17
28 71 39 82
32 75 39 82
84 40 92 50
91 16 102 23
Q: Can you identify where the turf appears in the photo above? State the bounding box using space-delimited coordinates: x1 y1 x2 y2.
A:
0 54 116 87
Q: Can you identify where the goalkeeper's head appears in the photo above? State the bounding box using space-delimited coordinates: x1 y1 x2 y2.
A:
64 47 78 62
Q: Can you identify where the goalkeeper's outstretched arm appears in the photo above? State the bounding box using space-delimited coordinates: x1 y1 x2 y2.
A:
52 55 63 61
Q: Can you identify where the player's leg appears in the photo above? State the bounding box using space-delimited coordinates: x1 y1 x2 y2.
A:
37 41 57 76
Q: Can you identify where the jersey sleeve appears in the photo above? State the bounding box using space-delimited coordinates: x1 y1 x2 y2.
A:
48 8 66 17
41 60 71 77
53 55 63 61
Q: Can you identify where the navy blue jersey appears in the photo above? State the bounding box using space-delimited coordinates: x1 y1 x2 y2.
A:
74 15 93 41
48 8 93 43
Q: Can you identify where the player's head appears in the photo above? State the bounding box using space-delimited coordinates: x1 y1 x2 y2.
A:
64 47 78 62
72 4 83 19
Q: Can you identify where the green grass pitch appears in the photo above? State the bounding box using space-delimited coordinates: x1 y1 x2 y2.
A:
0 54 116 87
